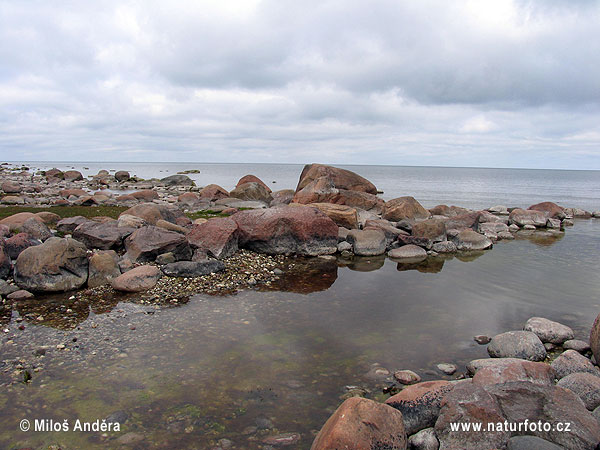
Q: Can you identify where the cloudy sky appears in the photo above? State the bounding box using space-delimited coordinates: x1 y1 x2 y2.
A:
1 0 599 169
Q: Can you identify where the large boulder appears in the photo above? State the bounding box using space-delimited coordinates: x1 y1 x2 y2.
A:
590 312 600 363
160 260 225 277
115 170 130 182
73 221 133 250
364 219 408 245
411 219 446 242
56 216 90 233
187 217 238 259
270 189 295 207
523 317 574 344
305 203 359 229
472 359 556 386
557 373 600 411
528 201 566 219
21 217 52 241
237 174 272 193
63 170 83 181
124 226 192 262
297 163 377 194
443 212 481 232
509 208 548 227
347 229 387 256
131 190 159 201
386 380 454 435
383 197 430 222
450 229 493 251
4 233 40 259
198 184 229 201
120 203 183 225
1 181 22 193
14 237 88 292
0 212 37 232
311 397 407 450
551 350 600 379
160 174 194 186
232 206 338 256
229 182 273 203
111 265 161 292
293 176 384 212
88 250 121 288
487 331 547 361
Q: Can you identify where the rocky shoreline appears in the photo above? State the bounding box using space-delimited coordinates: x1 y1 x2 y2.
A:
1 162 600 449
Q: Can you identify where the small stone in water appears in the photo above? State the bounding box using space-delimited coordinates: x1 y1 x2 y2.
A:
436 363 457 375
474 335 491 345
393 369 421 385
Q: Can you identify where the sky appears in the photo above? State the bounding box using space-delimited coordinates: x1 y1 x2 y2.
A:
0 0 599 169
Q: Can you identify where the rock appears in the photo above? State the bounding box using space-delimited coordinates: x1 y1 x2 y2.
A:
0 243 10 279
509 208 548 227
497 231 515 240
1 181 22 193
56 216 90 233
557 372 600 410
117 214 146 229
507 436 563 450
594 406 600 424
0 212 37 231
383 197 430 222
34 212 61 225
408 427 439 450
388 245 427 261
21 217 52 241
155 252 176 265
429 205 469 217
270 189 295 207
478 222 509 234
466 357 534 375
310 397 406 450
131 189 159 201
551 350 599 379
88 250 121 288
347 229 387 256
177 192 200 206
523 317 574 344
60 188 88 198
263 433 301 447
155 219 188 234
546 218 561 229
161 260 225 277
385 380 454 435
161 174 194 186
394 370 422 385
7 288 34 300
487 331 546 361
590 312 600 364
293 176 384 212
63 170 83 181
436 364 456 375
488 205 509 215
14 237 88 292
364 219 408 244
187 217 238 259
305 203 359 229
1 195 25 205
120 203 183 225
528 201 566 219
564 339 591 353
111 265 161 292
297 163 378 194
115 170 130 182
73 221 132 250
237 174 272 193
448 229 492 251
473 335 491 345
395 235 433 250
487 381 600 449
435 382 509 450
4 233 40 259
411 219 446 243
233 206 338 256
472 359 556 386
125 226 191 263
230 182 273 203
198 184 229 201
0 279 18 296
431 241 457 253
45 168 64 180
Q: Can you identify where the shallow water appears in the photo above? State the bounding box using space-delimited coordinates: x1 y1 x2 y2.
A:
1 220 600 449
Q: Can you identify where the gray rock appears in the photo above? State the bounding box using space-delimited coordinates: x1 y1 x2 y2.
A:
564 339 591 353
408 427 439 450
115 171 130 182
73 221 133 250
450 229 493 251
124 226 192 262
160 174 194 186
431 241 457 253
161 260 225 277
524 317 574 344
21 217 52 241
436 363 457 375
337 241 352 252
487 331 547 361
388 244 427 261
229 182 272 203
111 265 161 292
0 279 19 296
507 436 564 450
466 357 534 376
393 369 421 385
556 372 600 410
56 216 91 233
156 252 176 265
346 229 387 256
487 205 509 215
593 405 600 424
88 250 121 288
551 350 599 379
478 222 509 234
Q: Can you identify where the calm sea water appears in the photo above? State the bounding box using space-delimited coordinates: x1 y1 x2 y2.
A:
12 161 600 211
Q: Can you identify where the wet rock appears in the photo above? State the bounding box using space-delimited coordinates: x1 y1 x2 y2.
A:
124 226 192 262
73 221 132 250
546 218 561 229
472 359 556 386
365 363 391 380
187 217 238 259
337 241 352 252
14 237 88 292
311 397 406 450
450 229 493 251
305 203 359 229
388 244 427 261
487 331 546 361
431 241 457 253
474 335 491 345
408 427 438 450
383 196 430 221
394 369 422 385
523 316 574 344
115 170 130 182
507 436 563 450
233 206 338 256
296 163 378 194
590 312 600 363
111 265 161 292
557 372 600 410
7 289 34 300
435 382 509 450
436 364 456 375
262 432 301 447
385 380 454 435
443 212 481 232
411 219 446 243
160 260 225 277
105 410 129 425
237 174 272 192
115 432 145 445
1 180 22 193
564 339 591 353
347 228 387 256
551 350 599 379
198 184 229 201
230 182 273 203
509 208 548 227
88 250 121 288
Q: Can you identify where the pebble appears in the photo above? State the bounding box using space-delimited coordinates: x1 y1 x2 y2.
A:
436 363 457 375
474 335 491 345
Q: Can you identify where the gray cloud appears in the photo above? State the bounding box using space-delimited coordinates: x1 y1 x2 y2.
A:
0 0 599 168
